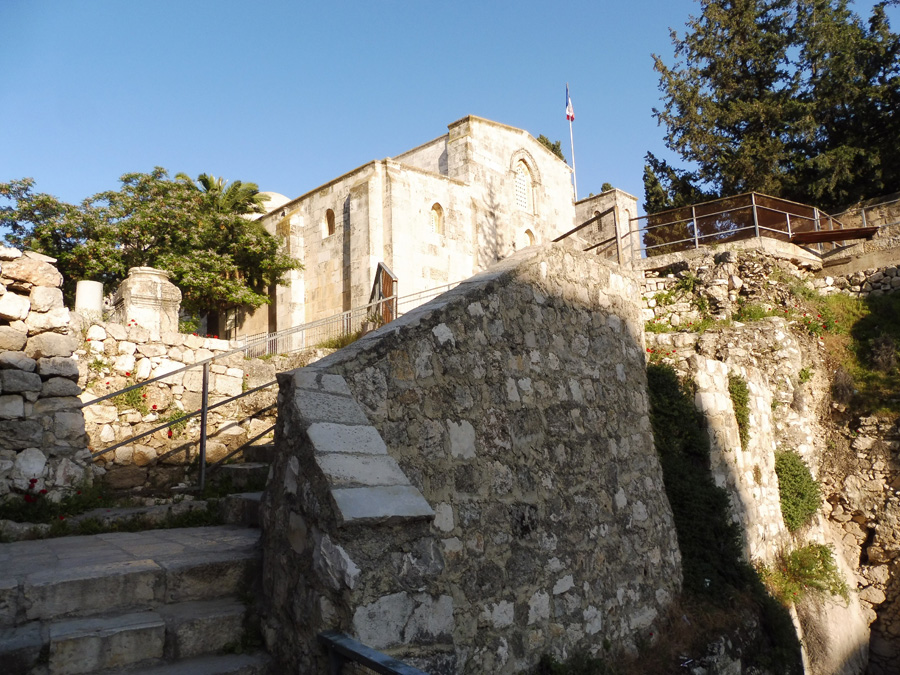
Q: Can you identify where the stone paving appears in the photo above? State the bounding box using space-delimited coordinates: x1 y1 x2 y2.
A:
0 525 259 581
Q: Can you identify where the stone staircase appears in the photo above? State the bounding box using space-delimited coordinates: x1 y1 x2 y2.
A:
0 525 270 674
216 443 274 529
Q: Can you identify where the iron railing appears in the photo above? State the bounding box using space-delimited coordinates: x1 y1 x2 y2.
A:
84 278 467 491
632 192 847 257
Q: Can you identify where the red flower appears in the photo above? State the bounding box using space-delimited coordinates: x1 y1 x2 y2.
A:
105 381 109 385
142 393 147 398
39 489 47 494
58 515 65 521
152 404 157 410
24 494 35 503
86 337 91 341
125 372 130 376
167 429 173 438
76 490 82 495
29 477 38 484
214 335 218 339
646 348 651 352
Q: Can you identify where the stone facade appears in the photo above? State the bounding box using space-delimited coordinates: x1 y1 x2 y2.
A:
260 244 681 673
231 116 637 339
0 248 91 499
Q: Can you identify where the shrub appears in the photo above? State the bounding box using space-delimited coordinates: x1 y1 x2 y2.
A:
774 451 821 532
733 302 771 323
869 334 896 373
831 367 855 404
760 544 848 605
728 373 750 451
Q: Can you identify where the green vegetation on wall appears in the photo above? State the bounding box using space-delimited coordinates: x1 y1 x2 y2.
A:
760 544 849 606
774 450 821 532
646 363 802 672
728 373 751 451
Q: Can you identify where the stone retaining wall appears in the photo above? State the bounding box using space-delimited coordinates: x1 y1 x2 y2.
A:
0 247 90 499
261 244 682 673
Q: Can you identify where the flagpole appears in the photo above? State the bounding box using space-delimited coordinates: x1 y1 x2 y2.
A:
569 117 577 201
566 82 577 201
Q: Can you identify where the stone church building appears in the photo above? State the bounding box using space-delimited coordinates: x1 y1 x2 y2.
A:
231 115 638 339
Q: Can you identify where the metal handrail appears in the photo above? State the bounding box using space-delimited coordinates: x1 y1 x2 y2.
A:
318 631 428 675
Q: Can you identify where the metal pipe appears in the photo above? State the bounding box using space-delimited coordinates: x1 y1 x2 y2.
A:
199 361 210 492
692 206 699 249
751 193 760 238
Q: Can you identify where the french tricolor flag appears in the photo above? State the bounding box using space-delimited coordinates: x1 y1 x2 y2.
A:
565 84 574 121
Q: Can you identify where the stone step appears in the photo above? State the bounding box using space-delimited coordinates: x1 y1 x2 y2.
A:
220 493 263 528
49 610 167 675
118 652 271 675
0 526 260 628
212 463 270 491
1 599 250 675
241 443 275 464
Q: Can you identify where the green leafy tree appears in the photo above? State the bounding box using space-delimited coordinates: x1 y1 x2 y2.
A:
0 169 299 315
648 0 900 212
536 134 566 162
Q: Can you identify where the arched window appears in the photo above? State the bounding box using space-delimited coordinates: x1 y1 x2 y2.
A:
525 229 535 246
430 203 444 234
514 161 533 213
325 209 336 236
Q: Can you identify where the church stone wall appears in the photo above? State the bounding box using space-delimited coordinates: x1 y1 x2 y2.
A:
260 244 682 673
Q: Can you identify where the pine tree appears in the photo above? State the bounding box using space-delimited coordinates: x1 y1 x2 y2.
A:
648 0 900 213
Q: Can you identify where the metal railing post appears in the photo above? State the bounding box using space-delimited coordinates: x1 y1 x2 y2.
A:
861 206 868 229
692 206 699 249
751 193 760 238
786 213 792 239
199 361 210 492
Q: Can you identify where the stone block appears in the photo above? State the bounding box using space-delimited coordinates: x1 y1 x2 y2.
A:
0 621 43 672
159 549 257 603
54 412 86 441
30 286 64 312
293 390 369 426
212 374 242 397
0 351 36 372
317 453 408 488
41 378 82 398
0 577 18 626
36 357 80 381
292 370 354 396
24 559 163 621
0 326 28 352
106 323 127 340
0 395 24 419
3 256 63 287
33 397 82 414
83 404 118 425
0 421 43 451
85 325 107 342
306 422 388 455
159 598 246 659
113 354 136 374
150 360 184 386
0 369 42 393
331 485 434 525
25 307 70 335
0 247 22 260
48 611 166 675
0 292 30 321
351 592 414 649
103 465 147 489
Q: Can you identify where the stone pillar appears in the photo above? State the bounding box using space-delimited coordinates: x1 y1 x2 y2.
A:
111 267 181 339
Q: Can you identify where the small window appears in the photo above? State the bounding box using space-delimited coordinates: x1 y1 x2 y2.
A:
515 161 533 213
525 229 535 246
430 203 444 234
325 209 336 236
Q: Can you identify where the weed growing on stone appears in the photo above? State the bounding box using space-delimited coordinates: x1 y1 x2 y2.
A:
728 374 751 451
315 330 363 350
798 367 812 384
162 409 188 437
0 482 117 524
759 544 848 605
733 302 774 323
644 317 676 333
774 450 821 532
112 378 149 415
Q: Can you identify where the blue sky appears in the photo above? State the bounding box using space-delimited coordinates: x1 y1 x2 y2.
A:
2 0 896 212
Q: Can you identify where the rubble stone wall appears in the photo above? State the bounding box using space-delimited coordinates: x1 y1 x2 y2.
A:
0 247 90 499
261 245 682 673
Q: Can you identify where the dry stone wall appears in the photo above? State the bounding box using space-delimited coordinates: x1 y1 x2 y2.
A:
261 245 682 673
0 247 90 499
